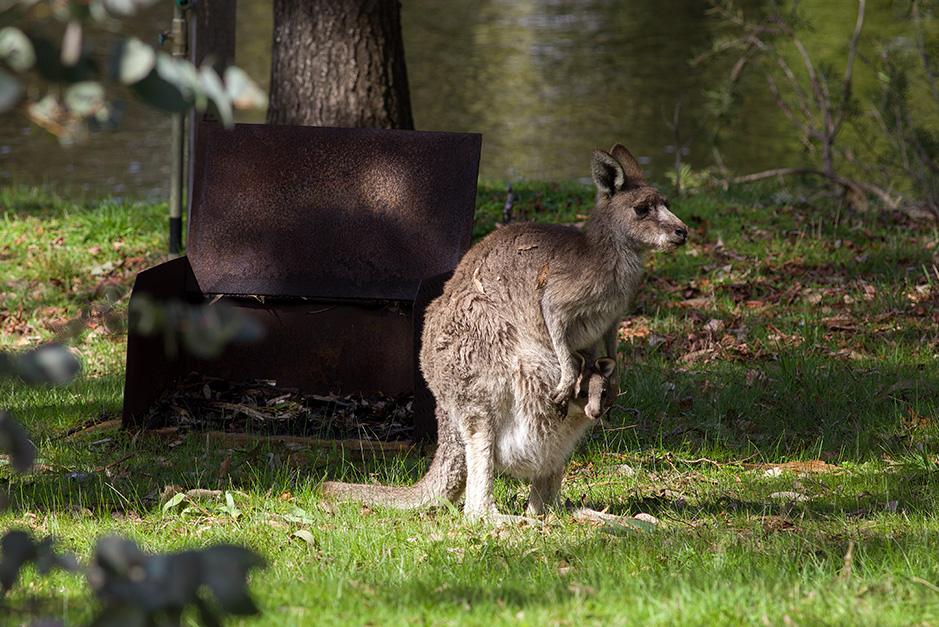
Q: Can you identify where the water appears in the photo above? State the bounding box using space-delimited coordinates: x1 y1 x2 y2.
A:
0 1 920 199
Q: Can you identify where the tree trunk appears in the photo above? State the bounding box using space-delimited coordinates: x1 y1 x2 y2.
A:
267 0 413 129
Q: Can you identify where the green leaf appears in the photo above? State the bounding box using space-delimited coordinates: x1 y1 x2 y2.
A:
283 506 315 525
433 497 461 517
0 68 22 114
221 492 242 519
600 517 658 537
112 37 155 85
64 81 106 117
0 27 35 72
162 492 188 513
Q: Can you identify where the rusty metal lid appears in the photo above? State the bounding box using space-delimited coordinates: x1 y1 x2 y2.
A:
186 122 481 300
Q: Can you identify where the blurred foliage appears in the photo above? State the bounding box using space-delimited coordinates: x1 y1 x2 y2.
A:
129 294 266 359
0 0 266 142
0 342 82 385
0 341 265 626
0 531 79 597
87 537 265 627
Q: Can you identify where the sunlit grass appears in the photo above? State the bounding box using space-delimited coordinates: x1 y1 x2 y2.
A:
1 184 938 626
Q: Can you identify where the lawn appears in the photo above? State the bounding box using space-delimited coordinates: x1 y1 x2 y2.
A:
1 181 938 626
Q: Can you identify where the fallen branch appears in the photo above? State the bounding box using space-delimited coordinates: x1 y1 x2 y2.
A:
727 167 902 209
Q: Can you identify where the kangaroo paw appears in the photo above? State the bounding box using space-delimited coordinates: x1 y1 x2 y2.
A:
551 378 575 407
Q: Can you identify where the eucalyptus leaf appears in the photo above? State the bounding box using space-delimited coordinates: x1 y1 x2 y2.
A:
0 27 36 72
199 64 233 127
13 344 81 384
0 530 37 592
129 53 191 113
0 68 22 114
173 56 205 110
64 81 105 117
101 0 161 17
199 545 265 615
0 410 36 472
112 37 155 85
223 65 267 110
60 20 82 67
30 33 64 82
27 94 63 127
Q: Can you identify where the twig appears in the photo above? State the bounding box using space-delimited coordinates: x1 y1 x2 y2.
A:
97 452 135 472
503 182 515 224
668 451 760 468
54 417 121 440
729 167 901 208
618 451 759 469
913 0 939 105
834 0 865 136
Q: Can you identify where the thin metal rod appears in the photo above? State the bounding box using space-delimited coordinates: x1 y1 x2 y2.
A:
169 3 188 255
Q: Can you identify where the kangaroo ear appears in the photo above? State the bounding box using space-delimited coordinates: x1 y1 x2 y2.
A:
572 351 586 371
595 357 617 379
592 144 645 195
591 150 625 196
609 144 645 188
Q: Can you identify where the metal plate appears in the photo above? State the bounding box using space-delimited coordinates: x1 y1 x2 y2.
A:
187 122 481 300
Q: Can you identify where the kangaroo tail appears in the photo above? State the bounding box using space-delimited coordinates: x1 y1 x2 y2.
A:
321 405 466 509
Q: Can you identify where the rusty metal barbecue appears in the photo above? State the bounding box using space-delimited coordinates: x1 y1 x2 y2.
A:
122 122 481 441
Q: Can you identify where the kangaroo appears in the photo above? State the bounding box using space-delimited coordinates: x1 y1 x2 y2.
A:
572 352 617 421
322 144 688 522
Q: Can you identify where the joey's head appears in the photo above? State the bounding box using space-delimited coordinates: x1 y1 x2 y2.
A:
589 144 688 252
572 353 617 420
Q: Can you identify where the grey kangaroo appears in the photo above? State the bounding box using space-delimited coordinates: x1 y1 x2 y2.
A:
322 144 688 522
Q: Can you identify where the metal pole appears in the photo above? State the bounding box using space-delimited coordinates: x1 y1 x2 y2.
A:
168 3 189 256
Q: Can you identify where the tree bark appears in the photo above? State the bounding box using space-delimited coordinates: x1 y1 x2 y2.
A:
267 0 413 129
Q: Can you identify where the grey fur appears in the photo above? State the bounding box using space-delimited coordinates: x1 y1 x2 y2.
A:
321 144 688 522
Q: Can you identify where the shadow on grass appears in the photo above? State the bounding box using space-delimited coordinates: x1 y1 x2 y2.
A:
602 345 939 461
4 344 937 521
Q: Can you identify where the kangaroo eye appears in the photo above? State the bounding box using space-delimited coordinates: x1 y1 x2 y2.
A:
634 204 651 217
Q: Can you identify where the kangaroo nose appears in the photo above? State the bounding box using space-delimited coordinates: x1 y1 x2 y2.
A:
675 227 688 240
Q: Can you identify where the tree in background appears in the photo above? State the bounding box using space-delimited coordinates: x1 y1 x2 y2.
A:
700 0 938 220
266 0 413 129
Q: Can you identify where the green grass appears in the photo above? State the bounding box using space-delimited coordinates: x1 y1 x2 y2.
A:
1 182 939 626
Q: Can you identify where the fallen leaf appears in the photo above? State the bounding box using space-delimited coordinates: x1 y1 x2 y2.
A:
293 529 316 546
768 491 810 502
752 461 841 475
